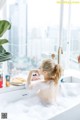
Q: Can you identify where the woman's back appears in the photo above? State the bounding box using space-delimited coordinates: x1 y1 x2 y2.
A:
36 80 59 104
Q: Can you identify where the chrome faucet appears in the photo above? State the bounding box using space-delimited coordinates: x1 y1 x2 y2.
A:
51 47 63 64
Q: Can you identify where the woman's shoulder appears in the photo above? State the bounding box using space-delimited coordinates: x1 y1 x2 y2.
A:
35 81 50 89
39 80 55 89
34 80 58 90
43 80 54 85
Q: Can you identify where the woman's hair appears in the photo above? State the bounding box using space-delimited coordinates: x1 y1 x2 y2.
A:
41 59 62 84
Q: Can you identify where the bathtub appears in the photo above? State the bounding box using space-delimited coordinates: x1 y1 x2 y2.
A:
0 70 80 120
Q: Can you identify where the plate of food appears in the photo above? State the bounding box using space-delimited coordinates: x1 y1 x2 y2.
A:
10 77 26 86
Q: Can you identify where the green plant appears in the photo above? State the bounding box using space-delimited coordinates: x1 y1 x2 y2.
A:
0 20 12 62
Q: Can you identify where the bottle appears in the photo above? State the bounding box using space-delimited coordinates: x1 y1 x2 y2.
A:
0 63 3 88
5 75 10 87
0 74 3 88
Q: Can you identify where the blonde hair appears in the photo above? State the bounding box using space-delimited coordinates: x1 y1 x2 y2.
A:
41 59 62 84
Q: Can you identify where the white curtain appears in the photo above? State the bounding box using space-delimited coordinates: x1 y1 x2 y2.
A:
0 0 6 10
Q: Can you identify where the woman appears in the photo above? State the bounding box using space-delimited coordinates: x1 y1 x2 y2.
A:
27 59 62 105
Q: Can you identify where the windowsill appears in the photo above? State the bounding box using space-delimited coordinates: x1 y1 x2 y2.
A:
0 69 80 94
0 85 25 94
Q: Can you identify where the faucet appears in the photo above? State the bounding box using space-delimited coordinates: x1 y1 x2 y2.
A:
51 53 55 60
51 47 63 64
58 47 63 64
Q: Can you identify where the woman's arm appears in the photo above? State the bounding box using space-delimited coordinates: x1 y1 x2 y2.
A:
27 71 32 85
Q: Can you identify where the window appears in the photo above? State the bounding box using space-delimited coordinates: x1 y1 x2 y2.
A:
58 1 80 70
27 0 60 66
6 0 60 89
7 0 60 75
70 4 80 70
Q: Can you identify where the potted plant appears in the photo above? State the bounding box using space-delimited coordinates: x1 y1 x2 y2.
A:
0 20 12 88
0 20 12 62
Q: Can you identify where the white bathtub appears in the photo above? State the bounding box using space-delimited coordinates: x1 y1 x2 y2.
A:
0 73 80 120
49 103 80 120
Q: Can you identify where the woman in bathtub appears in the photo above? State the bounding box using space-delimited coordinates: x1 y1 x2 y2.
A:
27 59 62 104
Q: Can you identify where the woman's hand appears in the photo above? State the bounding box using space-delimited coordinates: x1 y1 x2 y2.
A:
31 70 40 81
30 69 40 74
27 69 40 85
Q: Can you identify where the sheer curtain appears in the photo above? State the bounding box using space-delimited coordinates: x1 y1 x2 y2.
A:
0 0 6 10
